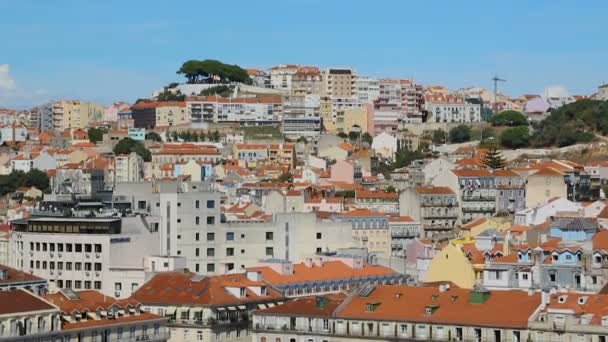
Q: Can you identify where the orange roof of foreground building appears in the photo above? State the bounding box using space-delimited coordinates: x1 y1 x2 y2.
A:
0 290 55 315
256 293 347 318
337 285 541 328
247 260 396 286
132 272 283 306
356 190 398 200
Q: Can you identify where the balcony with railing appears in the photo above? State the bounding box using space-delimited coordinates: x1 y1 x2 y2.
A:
462 206 496 213
461 195 496 202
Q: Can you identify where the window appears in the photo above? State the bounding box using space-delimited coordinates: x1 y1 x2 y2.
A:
195 248 200 257
94 244 102 253
66 244 73 252
66 262 72 271
207 233 215 241
66 280 72 288
316 247 322 253
195 233 199 241
195 200 200 209
316 232 322 239
207 248 215 257
42 243 47 252
207 263 215 272
226 232 234 241
131 283 138 292
75 281 82 289
75 262 82 271
49 243 55 252
266 247 274 256
42 261 47 269
84 281 91 289
522 273 529 280
207 216 215 225
75 244 82 253
207 200 215 209
195 264 200 272
94 263 102 271
226 263 234 271
115 283 122 291
266 232 274 241
85 244 92 253
195 216 200 225
550 273 556 282
226 248 234 256
49 262 55 270
85 263 92 271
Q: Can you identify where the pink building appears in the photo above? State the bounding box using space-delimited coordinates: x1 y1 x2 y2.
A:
329 160 359 183
304 197 344 213
104 102 131 122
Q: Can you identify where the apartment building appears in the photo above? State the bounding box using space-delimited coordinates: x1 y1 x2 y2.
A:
114 152 145 183
451 169 497 223
269 64 299 92
292 66 323 95
354 190 399 214
252 284 542 342
186 96 283 128
323 68 357 98
400 186 459 240
356 76 380 103
9 216 161 298
52 100 105 131
131 101 187 129
133 270 285 342
44 289 169 342
282 94 322 138
494 169 526 215
425 94 482 123
378 79 425 120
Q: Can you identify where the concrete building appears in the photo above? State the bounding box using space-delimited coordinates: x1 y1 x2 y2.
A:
525 167 567 208
10 216 161 298
323 68 357 98
282 94 322 139
378 79 425 121
0 264 47 294
354 190 399 214
356 76 380 103
400 186 459 239
115 152 145 183
186 96 283 129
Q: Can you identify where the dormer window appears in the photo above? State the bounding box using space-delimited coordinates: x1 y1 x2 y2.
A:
558 295 567 303
366 302 380 312
578 296 588 305
553 254 559 261
260 286 267 296
240 288 246 298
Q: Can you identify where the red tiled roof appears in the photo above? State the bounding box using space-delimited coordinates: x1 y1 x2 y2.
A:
460 218 488 231
0 290 55 315
132 272 283 306
0 264 44 285
356 190 398 199
531 167 563 177
132 101 186 109
336 285 540 329
452 169 493 177
493 169 520 177
248 261 396 286
257 293 346 318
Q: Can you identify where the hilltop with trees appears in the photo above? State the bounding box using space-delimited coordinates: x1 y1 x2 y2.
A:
177 60 252 85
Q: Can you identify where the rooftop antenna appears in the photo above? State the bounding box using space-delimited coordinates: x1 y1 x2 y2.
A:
492 74 506 114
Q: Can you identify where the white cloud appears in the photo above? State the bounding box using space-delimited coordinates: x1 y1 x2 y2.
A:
0 64 16 91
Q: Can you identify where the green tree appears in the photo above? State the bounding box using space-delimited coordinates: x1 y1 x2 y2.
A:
449 125 472 143
87 127 104 143
337 132 348 139
361 132 373 145
145 132 163 142
276 173 293 183
385 185 397 193
156 88 185 101
348 131 360 141
500 126 530 149
0 170 51 196
490 110 528 126
113 138 151 162
177 59 252 84
482 145 507 169
199 131 207 142
211 130 220 142
394 148 425 168
431 129 446 145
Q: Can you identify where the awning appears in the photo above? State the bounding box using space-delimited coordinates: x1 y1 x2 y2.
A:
62 315 73 323
164 306 176 315
237 305 246 310
228 306 236 311
266 303 275 308
257 304 267 309
87 312 100 320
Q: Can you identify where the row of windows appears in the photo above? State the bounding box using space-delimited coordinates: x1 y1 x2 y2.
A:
138 200 216 210
193 247 275 258
30 242 102 253
55 279 101 290
31 261 102 271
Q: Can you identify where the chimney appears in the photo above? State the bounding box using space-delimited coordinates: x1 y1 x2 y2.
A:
304 257 313 268
313 256 324 268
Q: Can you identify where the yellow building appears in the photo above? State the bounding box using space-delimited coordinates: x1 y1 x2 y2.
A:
459 217 511 238
339 107 370 134
425 241 484 289
525 167 567 208
155 103 188 127
52 100 105 130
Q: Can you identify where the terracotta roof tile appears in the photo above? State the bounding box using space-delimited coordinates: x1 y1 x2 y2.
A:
0 290 55 315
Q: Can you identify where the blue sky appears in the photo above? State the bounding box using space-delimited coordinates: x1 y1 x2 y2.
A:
1 0 607 108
